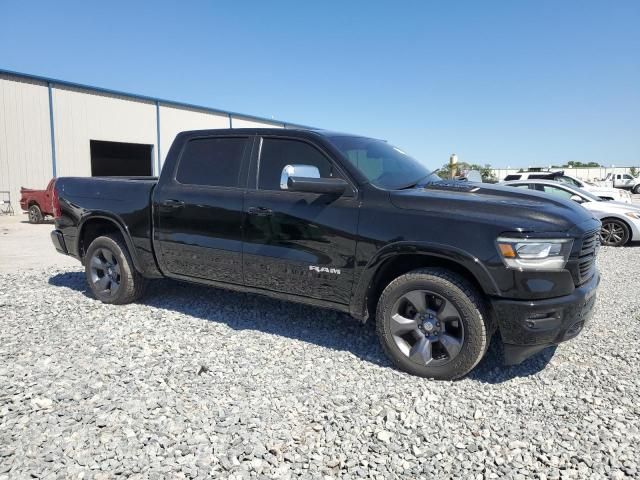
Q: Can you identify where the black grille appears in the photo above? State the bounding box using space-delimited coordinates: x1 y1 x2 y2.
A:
575 230 599 285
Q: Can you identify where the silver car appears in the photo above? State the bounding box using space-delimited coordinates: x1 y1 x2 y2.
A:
503 179 640 247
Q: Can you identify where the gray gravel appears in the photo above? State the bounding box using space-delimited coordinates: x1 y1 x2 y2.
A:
1 246 639 479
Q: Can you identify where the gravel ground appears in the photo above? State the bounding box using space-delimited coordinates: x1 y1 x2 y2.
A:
1 247 639 479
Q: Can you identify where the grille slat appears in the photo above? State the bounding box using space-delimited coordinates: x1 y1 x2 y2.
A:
574 230 599 285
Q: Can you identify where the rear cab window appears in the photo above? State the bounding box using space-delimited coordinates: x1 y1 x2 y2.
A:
176 137 248 187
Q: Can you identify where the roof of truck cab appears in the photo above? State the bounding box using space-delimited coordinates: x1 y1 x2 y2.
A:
178 128 378 140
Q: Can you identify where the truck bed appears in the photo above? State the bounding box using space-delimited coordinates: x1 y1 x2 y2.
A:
55 176 159 276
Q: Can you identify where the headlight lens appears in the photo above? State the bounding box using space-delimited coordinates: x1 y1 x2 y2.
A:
496 237 574 271
625 212 640 219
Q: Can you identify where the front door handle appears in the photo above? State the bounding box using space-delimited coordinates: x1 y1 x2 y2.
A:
161 199 185 209
248 206 273 217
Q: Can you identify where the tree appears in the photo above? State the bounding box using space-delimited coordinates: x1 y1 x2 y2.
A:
630 166 639 178
565 161 601 168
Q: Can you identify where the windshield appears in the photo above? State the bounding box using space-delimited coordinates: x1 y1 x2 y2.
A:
571 186 602 202
555 175 583 187
327 135 439 189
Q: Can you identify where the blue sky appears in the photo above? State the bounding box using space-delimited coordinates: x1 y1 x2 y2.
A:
1 1 638 169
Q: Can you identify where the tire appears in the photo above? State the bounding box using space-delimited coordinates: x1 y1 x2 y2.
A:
599 218 630 247
84 235 145 304
633 185 640 195
28 204 43 224
376 268 489 380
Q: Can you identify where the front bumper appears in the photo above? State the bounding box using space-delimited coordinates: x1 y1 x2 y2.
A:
490 271 600 365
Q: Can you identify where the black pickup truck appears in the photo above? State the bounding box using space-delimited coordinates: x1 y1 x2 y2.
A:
51 128 600 379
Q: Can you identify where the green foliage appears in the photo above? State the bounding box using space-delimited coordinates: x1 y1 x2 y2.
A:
630 166 639 178
564 161 601 168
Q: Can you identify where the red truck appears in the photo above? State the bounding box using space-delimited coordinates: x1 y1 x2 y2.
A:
20 178 56 223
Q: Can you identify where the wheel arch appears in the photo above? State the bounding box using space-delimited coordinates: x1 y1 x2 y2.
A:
77 214 143 272
350 242 499 322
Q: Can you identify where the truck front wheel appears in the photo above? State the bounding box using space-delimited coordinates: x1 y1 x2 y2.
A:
376 268 490 380
84 235 145 304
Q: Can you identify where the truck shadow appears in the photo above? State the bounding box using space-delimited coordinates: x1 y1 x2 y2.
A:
48 271 554 384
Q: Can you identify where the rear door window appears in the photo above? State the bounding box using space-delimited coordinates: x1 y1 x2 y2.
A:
535 184 574 199
176 137 248 187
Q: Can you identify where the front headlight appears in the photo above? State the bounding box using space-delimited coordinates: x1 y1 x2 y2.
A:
625 212 640 219
496 237 574 271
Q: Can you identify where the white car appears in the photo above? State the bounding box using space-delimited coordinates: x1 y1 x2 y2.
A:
503 179 640 247
503 171 633 203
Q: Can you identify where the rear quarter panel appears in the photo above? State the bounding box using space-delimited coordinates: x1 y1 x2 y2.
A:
55 177 161 277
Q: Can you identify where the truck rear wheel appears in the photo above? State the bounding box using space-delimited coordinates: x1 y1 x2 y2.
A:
84 235 145 304
28 205 43 224
376 268 489 380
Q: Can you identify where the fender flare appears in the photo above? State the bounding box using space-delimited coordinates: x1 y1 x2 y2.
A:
76 212 144 273
349 241 500 320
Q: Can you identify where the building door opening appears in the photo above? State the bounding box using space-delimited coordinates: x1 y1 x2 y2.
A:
90 140 153 176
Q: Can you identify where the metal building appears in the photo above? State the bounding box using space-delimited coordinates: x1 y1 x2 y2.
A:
0 69 310 210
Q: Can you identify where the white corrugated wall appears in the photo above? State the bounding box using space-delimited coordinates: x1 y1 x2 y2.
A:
0 72 309 211
159 104 230 169
231 116 284 129
0 75 53 207
51 86 157 177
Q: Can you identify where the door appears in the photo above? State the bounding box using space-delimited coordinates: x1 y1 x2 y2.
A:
154 135 251 284
243 136 360 304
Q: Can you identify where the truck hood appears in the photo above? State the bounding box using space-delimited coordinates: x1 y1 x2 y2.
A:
390 181 597 234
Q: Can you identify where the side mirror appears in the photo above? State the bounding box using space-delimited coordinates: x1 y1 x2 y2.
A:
570 194 584 203
287 176 348 194
280 164 348 194
280 164 320 190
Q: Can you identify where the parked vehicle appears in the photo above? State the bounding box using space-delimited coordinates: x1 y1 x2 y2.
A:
503 179 640 247
600 172 640 194
50 128 601 379
20 178 56 223
504 170 633 203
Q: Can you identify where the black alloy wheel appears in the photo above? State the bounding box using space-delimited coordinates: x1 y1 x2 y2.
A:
84 235 145 304
389 290 465 366
89 247 122 298
376 268 490 380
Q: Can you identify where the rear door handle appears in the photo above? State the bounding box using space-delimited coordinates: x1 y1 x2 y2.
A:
248 206 273 217
161 199 185 209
